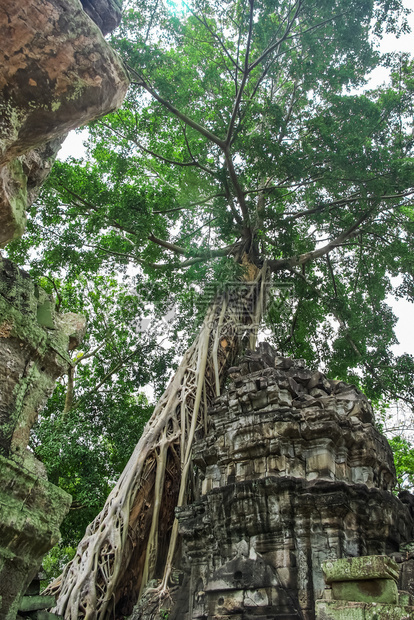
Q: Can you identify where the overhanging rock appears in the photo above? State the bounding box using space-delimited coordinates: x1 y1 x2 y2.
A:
0 0 129 247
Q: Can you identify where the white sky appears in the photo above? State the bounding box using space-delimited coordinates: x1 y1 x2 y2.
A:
373 1 414 356
58 2 414 357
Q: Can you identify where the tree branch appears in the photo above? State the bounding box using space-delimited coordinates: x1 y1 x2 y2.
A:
225 0 254 145
140 244 236 271
283 189 414 223
183 1 242 74
153 192 227 214
326 254 338 298
248 0 302 72
268 211 373 272
148 234 188 255
74 342 106 366
55 182 140 239
224 147 251 230
101 122 200 168
128 66 225 148
181 124 217 176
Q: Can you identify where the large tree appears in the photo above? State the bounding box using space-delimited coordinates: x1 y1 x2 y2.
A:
8 0 414 617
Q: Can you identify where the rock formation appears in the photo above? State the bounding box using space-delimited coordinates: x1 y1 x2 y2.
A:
0 0 129 617
0 0 129 247
133 345 414 620
0 256 86 620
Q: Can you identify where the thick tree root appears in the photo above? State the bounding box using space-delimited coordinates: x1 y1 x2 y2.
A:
46 264 268 619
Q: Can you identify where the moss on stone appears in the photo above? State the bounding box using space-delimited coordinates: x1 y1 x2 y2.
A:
0 454 71 620
322 556 399 585
0 257 82 457
331 579 398 604
316 600 414 619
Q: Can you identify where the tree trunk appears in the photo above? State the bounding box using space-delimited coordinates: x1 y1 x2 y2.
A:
45 262 268 619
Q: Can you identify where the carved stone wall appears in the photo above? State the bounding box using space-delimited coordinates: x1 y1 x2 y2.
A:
144 346 414 620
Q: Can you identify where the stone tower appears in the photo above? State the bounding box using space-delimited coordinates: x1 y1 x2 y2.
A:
138 344 414 620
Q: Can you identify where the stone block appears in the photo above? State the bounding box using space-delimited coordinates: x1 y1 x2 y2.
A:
331 578 398 604
316 600 414 619
322 556 399 584
18 595 56 612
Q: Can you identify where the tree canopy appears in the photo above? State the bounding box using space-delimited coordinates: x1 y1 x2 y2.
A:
5 0 414 613
8 0 414 407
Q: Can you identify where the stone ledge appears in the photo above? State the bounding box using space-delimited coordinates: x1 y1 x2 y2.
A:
315 599 414 619
322 556 400 584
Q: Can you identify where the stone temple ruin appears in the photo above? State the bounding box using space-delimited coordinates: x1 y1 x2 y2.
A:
132 345 414 620
1 1 414 619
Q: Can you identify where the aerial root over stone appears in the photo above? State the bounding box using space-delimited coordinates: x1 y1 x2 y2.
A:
45 263 268 619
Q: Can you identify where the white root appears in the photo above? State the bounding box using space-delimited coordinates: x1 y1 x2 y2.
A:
140 433 168 595
47 263 269 619
212 297 228 397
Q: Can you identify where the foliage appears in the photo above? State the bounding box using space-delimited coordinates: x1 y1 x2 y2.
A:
41 544 77 590
389 436 414 491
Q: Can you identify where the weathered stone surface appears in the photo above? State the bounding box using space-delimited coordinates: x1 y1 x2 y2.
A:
331 579 398 604
194 354 394 495
0 160 27 247
390 549 414 601
0 257 85 458
0 0 129 246
24 570 46 597
0 256 85 619
0 455 71 620
0 137 67 248
0 2 126 612
56 312 87 350
18 595 56 612
80 0 123 35
315 600 414 619
174 478 412 619
322 556 399 584
143 345 414 620
0 0 128 164
317 554 414 617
